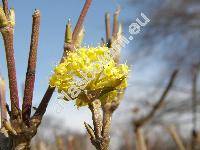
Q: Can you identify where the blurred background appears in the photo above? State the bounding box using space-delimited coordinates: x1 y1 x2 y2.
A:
0 0 200 149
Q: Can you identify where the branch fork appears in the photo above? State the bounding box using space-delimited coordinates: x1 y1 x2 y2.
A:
84 99 119 150
0 0 93 149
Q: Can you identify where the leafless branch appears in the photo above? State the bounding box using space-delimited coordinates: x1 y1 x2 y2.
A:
0 76 7 124
134 69 179 127
84 122 95 140
112 8 120 39
31 1 93 123
22 10 41 123
2 0 9 18
31 86 55 126
72 0 92 42
1 28 20 119
166 125 186 150
89 99 102 139
105 13 111 44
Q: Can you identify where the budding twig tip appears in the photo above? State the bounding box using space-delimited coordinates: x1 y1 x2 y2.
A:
68 18 71 23
115 5 121 14
33 9 40 17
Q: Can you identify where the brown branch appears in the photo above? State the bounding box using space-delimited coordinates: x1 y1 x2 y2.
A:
101 101 119 138
89 99 102 139
6 103 11 117
72 0 92 42
105 13 111 44
191 66 198 132
0 76 7 124
134 127 147 150
31 86 55 126
85 100 119 150
191 65 199 149
2 0 9 18
22 10 41 123
31 2 92 124
1 28 20 119
134 69 178 127
112 8 120 39
102 105 112 138
166 125 186 150
30 20 73 124
84 122 95 140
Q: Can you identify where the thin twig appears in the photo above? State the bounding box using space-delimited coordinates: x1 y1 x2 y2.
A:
31 19 73 124
135 127 147 150
22 10 41 123
134 70 178 127
6 103 11 117
105 13 111 44
102 104 112 138
0 76 7 125
166 125 186 150
2 0 9 18
72 0 92 42
89 99 102 139
1 28 20 119
31 86 55 126
191 66 198 132
32 2 93 124
84 122 95 140
112 8 120 39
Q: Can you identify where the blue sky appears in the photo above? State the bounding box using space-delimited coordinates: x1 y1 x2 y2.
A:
0 0 151 131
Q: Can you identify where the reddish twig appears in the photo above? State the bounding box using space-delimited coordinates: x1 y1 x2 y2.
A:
105 12 111 43
72 0 92 42
31 86 55 126
30 20 71 124
31 0 93 124
112 8 120 39
2 0 9 18
22 10 41 123
2 28 20 119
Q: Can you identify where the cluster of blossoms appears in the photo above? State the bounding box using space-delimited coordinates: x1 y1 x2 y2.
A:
49 46 129 107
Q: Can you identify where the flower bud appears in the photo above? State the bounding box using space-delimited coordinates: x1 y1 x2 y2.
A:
9 8 15 27
65 19 72 44
0 6 8 28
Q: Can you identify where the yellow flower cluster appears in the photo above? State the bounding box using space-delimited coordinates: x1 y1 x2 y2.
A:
49 47 129 107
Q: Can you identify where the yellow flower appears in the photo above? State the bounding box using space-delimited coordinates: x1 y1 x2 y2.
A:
49 46 129 107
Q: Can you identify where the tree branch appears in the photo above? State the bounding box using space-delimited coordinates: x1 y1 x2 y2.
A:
105 13 111 44
31 1 93 124
31 20 73 125
134 69 179 127
102 104 112 138
166 125 186 150
31 86 55 126
89 99 102 139
191 65 199 134
112 8 120 39
22 10 41 123
2 0 9 18
72 0 92 42
0 76 7 125
1 28 20 119
84 122 95 140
